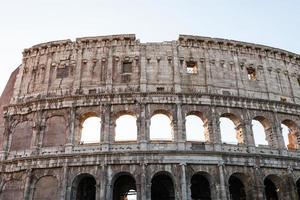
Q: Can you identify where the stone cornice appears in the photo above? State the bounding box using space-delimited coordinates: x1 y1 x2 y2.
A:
4 92 300 116
178 34 300 64
1 149 300 173
21 34 300 66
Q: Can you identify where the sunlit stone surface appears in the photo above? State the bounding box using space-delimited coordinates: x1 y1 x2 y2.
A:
0 34 300 200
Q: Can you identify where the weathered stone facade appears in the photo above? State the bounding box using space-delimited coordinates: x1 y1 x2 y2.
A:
0 34 300 200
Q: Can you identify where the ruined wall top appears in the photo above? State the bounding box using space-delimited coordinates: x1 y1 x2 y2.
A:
4 34 300 108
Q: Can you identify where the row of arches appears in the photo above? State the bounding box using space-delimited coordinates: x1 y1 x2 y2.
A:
6 109 299 153
79 111 299 150
27 171 300 200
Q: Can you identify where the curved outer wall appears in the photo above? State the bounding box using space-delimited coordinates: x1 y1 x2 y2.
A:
0 34 300 200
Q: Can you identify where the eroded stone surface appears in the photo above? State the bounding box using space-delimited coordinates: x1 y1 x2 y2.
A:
0 34 299 200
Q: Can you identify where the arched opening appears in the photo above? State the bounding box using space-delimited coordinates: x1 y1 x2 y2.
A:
150 113 173 141
281 120 299 150
71 174 96 200
33 176 58 200
252 117 270 146
296 179 300 199
185 114 206 142
220 113 242 145
115 114 137 141
264 176 279 200
190 173 211 200
80 116 101 144
151 172 175 200
113 174 137 200
228 175 246 200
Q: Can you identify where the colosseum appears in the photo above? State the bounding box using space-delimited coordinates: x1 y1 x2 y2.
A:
0 34 299 200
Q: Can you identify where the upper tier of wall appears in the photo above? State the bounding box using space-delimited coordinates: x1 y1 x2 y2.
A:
10 34 300 105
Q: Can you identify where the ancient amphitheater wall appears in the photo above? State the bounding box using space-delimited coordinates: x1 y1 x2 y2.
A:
0 34 300 199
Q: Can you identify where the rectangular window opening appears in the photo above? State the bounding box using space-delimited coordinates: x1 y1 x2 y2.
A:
186 61 197 74
247 67 256 80
122 61 132 73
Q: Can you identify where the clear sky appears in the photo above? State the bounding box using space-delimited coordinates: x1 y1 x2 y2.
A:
1 0 300 94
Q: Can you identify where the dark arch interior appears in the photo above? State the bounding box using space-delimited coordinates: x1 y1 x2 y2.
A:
113 174 137 200
76 176 96 200
151 174 175 200
229 176 246 200
264 178 278 200
297 179 300 200
191 174 211 200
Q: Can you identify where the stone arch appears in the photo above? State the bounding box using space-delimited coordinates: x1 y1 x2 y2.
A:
0 179 24 200
10 120 32 151
33 175 59 200
79 112 101 144
190 171 213 200
112 172 137 200
43 115 66 147
150 110 173 141
185 111 209 142
71 173 97 200
220 113 244 145
252 116 272 147
150 109 173 120
151 171 175 200
264 174 282 200
228 172 254 200
281 119 299 150
113 111 137 142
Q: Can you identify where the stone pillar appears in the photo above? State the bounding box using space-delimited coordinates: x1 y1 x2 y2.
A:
140 163 147 200
273 113 287 155
286 166 298 200
180 163 188 200
61 165 68 200
100 104 105 143
30 121 40 155
45 54 54 95
105 165 113 200
145 104 151 145
23 168 32 200
172 42 182 93
31 111 43 153
138 103 148 150
99 164 107 200
65 107 76 153
101 104 111 151
145 164 152 200
1 116 11 160
140 51 147 92
253 165 265 200
243 118 256 153
105 49 113 93
37 116 46 149
217 162 227 200
211 107 222 151
176 103 185 150
73 48 83 94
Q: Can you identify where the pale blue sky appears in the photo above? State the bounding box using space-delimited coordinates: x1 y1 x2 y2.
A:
0 0 300 94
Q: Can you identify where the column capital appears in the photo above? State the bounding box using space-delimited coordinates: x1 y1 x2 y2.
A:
218 161 225 167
